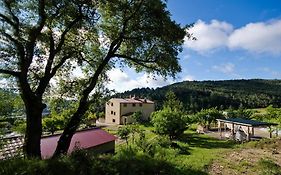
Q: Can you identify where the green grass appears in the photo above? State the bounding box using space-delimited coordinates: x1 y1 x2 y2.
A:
1 123 279 175
171 132 236 172
115 124 237 174
258 158 281 175
251 108 267 115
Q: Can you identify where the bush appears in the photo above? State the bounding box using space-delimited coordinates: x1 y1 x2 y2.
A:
156 135 172 148
152 108 187 139
117 126 131 145
193 108 223 129
0 148 190 175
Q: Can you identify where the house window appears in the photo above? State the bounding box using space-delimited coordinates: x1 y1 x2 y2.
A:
124 103 127 107
111 103 113 106
112 119 115 123
111 111 113 114
132 103 136 107
114 112 116 115
139 103 142 107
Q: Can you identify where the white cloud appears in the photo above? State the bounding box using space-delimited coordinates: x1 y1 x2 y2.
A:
185 20 233 52
212 63 235 74
182 75 194 81
107 68 130 82
185 19 281 55
259 67 281 77
106 68 173 92
228 20 281 55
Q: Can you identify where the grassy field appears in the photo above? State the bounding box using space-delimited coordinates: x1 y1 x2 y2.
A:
1 123 279 175
111 123 281 175
111 124 237 175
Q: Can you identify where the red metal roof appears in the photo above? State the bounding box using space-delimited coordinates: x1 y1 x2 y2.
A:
41 128 116 159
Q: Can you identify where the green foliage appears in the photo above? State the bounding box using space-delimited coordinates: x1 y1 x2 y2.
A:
193 108 224 128
151 91 188 139
117 126 131 145
43 115 65 135
131 111 142 124
155 135 172 148
265 105 281 120
82 112 97 128
0 120 11 134
96 112 105 119
226 105 253 119
0 89 24 117
12 119 26 134
43 106 78 134
0 124 241 175
252 106 281 131
0 0 188 157
116 79 281 112
163 91 184 111
152 108 187 139
0 148 190 175
258 158 281 175
48 98 75 114
99 0 186 78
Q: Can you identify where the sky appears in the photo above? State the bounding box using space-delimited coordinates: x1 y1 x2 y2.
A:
107 0 281 92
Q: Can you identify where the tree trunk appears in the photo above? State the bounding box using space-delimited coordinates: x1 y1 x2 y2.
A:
24 100 44 158
53 102 88 156
52 39 119 157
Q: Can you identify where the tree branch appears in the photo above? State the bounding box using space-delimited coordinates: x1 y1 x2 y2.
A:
0 14 16 28
0 69 20 77
113 54 156 63
44 29 55 76
35 54 72 96
50 55 72 76
54 11 83 54
3 0 20 32
28 0 46 43
78 52 95 68
24 0 46 70
1 31 25 58
113 54 161 72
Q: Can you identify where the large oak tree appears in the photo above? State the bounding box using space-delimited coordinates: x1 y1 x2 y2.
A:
0 0 189 158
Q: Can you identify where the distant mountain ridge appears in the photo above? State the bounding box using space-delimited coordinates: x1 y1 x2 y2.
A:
115 79 281 112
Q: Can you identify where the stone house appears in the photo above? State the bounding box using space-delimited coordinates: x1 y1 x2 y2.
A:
105 97 155 124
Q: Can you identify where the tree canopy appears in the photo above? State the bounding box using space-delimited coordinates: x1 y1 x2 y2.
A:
152 91 188 139
0 0 187 158
116 79 281 112
193 108 223 129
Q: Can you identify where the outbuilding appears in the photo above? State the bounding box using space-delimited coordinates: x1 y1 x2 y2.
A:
41 128 116 159
0 128 116 160
217 118 278 141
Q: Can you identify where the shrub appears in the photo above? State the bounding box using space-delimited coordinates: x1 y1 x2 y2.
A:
151 108 187 139
117 126 131 145
156 135 172 148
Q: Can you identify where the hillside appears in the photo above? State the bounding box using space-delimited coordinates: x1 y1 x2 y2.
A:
115 79 281 112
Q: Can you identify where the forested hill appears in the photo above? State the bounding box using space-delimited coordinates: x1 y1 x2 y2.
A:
115 79 281 112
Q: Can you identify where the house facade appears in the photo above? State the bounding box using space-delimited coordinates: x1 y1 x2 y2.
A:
105 97 155 124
